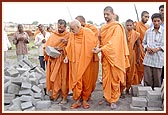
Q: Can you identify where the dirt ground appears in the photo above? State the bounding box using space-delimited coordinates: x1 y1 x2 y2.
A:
4 46 133 112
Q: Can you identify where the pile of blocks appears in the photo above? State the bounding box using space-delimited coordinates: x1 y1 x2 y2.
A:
130 82 164 111
4 59 51 111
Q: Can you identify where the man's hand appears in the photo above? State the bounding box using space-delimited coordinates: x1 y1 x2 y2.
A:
42 39 46 43
60 38 68 44
146 47 154 54
63 56 68 63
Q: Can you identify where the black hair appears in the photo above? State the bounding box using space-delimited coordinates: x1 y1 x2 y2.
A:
151 13 162 21
75 15 85 22
58 19 67 27
141 11 149 18
104 6 113 13
159 5 164 10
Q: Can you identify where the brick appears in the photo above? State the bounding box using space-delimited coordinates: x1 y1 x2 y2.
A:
132 97 147 107
35 101 51 109
35 72 43 80
20 95 33 102
4 93 15 104
8 104 22 111
19 89 34 96
34 93 43 99
39 78 46 84
32 99 41 106
137 86 152 97
32 85 41 93
131 84 143 97
29 77 39 85
38 84 45 95
11 77 22 85
21 101 33 110
5 67 20 77
7 83 20 94
22 64 31 71
23 107 36 111
16 67 28 75
22 59 34 68
147 90 162 101
17 60 26 68
4 80 11 93
21 81 32 89
147 98 162 107
147 107 163 111
129 104 146 111
45 46 61 58
11 97 21 105
44 95 50 100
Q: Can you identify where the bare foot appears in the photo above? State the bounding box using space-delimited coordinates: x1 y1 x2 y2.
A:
82 100 90 109
59 98 68 104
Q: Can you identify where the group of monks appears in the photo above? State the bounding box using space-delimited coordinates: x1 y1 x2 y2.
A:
32 5 164 110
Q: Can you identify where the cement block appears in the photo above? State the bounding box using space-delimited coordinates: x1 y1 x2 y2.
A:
7 83 20 94
11 77 22 85
19 89 34 96
147 107 163 111
38 84 45 95
8 104 22 111
22 59 34 68
147 90 162 101
11 97 21 105
5 67 20 77
23 107 36 111
34 93 43 99
29 77 39 85
20 95 33 102
147 98 162 107
16 67 28 74
17 60 26 68
132 97 147 107
39 78 46 84
35 101 51 109
4 80 11 93
4 93 15 104
32 99 41 106
44 95 50 100
21 101 33 110
21 81 32 89
35 72 43 80
32 85 41 93
129 104 146 111
131 84 143 97
45 46 61 58
137 86 152 97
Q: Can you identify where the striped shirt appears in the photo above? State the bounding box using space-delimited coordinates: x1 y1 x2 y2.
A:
142 26 164 68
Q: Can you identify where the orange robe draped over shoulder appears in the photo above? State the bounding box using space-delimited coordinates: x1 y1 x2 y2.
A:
126 30 140 90
65 27 97 101
100 22 130 103
85 24 99 92
135 21 149 83
44 31 69 99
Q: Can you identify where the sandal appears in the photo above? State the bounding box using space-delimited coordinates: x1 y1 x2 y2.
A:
98 99 105 105
110 103 117 110
82 101 90 109
70 102 81 109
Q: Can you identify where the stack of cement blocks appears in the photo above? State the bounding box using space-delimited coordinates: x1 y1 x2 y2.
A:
45 46 61 58
130 84 164 111
4 59 51 111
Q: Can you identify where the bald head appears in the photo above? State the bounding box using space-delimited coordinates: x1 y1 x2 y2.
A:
69 19 82 34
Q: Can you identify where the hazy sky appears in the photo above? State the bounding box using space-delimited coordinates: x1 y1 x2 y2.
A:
2 2 165 25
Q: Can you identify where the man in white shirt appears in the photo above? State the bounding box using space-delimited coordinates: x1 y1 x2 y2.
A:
34 24 50 70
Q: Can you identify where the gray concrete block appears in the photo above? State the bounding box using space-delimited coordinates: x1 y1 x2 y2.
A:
11 97 21 105
147 98 162 107
44 95 50 100
4 93 15 104
32 98 41 106
4 80 11 93
5 67 20 77
35 101 51 109
19 89 34 96
22 59 34 68
20 95 33 102
129 104 146 111
16 67 28 75
7 83 20 94
11 77 22 85
21 101 33 110
131 84 143 97
21 81 32 89
45 46 61 58
147 107 163 111
22 64 31 71
147 90 162 101
32 85 41 93
29 77 39 85
8 104 22 111
23 107 36 111
17 60 26 68
153 87 161 92
132 97 147 107
39 78 46 84
35 72 43 80
137 86 152 97
34 93 43 99
4 105 11 111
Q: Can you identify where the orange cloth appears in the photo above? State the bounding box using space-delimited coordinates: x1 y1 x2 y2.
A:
44 30 70 99
85 23 99 92
66 27 98 101
134 21 149 83
126 30 140 90
100 21 130 103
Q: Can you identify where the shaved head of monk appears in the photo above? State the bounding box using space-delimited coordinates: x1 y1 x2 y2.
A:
69 19 81 34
